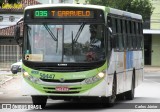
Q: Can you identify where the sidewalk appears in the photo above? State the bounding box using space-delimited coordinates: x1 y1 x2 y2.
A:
0 71 13 86
144 66 160 73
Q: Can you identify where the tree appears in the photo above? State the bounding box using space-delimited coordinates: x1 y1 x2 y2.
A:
0 0 4 7
0 0 4 3
87 0 154 22
8 0 22 4
128 0 154 20
75 0 79 3
86 0 132 10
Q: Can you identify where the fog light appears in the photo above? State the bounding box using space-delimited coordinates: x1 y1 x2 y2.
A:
98 72 105 78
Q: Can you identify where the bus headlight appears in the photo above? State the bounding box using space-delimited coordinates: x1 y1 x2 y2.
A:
98 72 105 78
85 72 106 84
23 72 40 84
23 72 29 77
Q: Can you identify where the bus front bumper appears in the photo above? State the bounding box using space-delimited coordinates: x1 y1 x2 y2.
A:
21 77 112 97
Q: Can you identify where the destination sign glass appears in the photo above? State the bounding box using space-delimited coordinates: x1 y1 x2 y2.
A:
33 9 95 19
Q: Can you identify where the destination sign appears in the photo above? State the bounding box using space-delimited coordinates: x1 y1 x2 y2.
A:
33 10 95 19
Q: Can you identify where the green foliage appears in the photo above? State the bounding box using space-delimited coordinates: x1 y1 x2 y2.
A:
75 0 79 3
86 0 132 9
0 0 4 7
0 0 4 3
87 0 154 20
0 0 4 4
8 0 22 4
128 0 154 20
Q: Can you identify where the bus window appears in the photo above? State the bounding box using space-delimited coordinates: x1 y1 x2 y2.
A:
34 32 44 49
112 17 117 34
117 19 124 51
128 21 133 50
132 21 137 49
123 20 127 50
135 22 139 49
111 17 118 50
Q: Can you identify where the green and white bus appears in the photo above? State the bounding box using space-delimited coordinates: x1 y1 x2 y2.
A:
15 4 143 107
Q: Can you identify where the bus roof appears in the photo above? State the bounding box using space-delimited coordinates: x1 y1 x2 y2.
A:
108 8 142 20
25 4 106 10
25 4 142 20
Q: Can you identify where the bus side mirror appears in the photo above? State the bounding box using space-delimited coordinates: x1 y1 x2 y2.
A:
14 25 22 47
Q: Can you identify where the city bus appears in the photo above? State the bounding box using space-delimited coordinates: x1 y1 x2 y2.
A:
15 4 143 108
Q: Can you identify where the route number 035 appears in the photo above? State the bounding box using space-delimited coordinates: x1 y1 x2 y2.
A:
35 11 48 17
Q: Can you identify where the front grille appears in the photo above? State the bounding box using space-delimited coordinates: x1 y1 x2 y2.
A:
40 78 85 83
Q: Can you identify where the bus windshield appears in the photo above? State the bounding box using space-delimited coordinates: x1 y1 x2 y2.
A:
24 23 105 63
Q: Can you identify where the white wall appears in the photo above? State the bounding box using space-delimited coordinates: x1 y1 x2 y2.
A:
0 14 22 29
36 0 86 4
36 0 50 4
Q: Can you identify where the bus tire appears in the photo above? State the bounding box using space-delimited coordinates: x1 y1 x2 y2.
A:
11 71 17 74
32 96 48 109
116 93 125 100
125 73 135 100
102 75 116 107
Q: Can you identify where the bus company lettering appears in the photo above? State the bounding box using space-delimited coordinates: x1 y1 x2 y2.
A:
51 10 91 17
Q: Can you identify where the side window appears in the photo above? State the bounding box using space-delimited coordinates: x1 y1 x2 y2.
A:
127 20 133 50
112 17 117 34
112 17 118 50
117 19 124 51
132 21 137 49
136 22 140 49
123 19 127 50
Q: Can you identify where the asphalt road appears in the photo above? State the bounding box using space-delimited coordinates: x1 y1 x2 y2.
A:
0 71 160 112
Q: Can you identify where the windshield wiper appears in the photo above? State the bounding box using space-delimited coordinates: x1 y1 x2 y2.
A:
43 24 57 41
73 22 85 43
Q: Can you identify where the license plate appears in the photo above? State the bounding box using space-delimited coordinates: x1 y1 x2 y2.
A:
55 87 69 91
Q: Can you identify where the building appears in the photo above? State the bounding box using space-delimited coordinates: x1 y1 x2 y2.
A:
0 0 40 70
143 0 160 66
0 0 86 70
1 0 159 70
37 0 86 4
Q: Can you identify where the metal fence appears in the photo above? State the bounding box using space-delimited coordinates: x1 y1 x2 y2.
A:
0 45 22 70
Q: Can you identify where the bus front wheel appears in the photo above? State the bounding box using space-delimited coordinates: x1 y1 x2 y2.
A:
31 96 48 109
